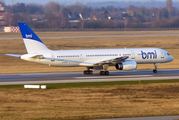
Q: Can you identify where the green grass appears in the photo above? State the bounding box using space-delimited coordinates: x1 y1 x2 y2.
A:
0 79 179 89
0 85 23 89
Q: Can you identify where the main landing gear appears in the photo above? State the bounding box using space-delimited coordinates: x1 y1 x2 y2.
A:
83 65 110 75
84 67 93 75
100 64 109 75
153 63 158 73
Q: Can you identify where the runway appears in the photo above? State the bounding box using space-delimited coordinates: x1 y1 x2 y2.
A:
0 69 178 85
1 33 179 39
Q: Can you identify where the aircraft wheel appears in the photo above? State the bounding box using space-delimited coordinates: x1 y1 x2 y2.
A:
153 63 158 73
84 70 87 74
100 71 104 75
84 70 93 75
105 71 109 75
100 71 109 75
153 69 157 73
89 70 93 74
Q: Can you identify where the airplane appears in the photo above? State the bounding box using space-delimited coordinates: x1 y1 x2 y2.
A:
6 23 174 75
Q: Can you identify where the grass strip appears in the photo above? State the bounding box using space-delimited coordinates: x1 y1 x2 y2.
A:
0 79 179 89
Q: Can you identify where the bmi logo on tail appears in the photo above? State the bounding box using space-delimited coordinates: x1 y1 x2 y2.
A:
26 34 32 38
141 50 157 59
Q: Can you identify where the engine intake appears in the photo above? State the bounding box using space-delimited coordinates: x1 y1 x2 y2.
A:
115 60 137 71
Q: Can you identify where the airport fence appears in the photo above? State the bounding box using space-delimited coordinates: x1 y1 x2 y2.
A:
1 27 179 32
33 27 179 32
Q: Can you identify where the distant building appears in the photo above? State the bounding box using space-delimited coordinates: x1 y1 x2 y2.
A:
125 10 134 16
0 4 7 26
92 15 97 20
166 0 173 17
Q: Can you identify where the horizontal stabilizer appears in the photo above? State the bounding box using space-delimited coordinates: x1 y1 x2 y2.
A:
5 54 21 58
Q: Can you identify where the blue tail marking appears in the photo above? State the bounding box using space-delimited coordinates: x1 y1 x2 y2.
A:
18 23 44 44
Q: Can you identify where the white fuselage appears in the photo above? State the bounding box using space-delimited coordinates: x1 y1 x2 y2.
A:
21 48 174 67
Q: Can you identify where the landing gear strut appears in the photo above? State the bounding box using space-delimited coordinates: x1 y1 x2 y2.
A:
153 63 158 73
100 64 109 75
84 67 93 75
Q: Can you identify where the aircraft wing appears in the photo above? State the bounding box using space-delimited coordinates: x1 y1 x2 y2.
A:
95 56 129 65
79 56 129 66
93 56 129 65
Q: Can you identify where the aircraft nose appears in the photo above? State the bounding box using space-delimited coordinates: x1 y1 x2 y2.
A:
170 55 174 62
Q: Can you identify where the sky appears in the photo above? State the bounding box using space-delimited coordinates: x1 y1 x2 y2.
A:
4 0 179 5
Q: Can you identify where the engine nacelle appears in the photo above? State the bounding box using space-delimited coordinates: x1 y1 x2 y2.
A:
115 60 137 71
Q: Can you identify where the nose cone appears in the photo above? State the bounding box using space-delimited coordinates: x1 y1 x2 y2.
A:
169 55 174 62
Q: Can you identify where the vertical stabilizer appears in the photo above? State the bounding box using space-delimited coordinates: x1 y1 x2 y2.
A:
18 23 50 54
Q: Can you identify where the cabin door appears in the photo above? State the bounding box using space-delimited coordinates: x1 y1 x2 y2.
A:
131 51 135 59
80 54 83 60
161 51 164 59
51 53 55 62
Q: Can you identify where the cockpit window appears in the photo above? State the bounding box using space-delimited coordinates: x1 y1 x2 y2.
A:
167 53 170 56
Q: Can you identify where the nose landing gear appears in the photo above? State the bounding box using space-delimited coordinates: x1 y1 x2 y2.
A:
153 63 158 73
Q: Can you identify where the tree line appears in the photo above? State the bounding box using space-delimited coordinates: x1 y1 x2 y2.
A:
4 1 179 29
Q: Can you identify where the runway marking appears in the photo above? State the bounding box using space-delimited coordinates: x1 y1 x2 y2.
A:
74 75 153 79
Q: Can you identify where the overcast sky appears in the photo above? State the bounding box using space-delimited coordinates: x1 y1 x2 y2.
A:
4 0 179 5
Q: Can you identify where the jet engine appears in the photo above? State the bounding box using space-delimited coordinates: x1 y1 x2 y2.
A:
115 60 137 71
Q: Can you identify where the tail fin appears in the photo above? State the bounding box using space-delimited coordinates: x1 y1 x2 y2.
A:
18 23 50 54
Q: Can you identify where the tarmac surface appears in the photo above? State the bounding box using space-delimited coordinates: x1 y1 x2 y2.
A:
1 33 179 39
0 69 178 85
